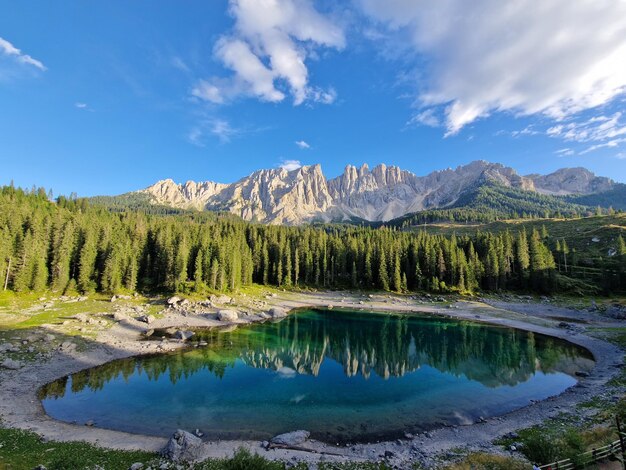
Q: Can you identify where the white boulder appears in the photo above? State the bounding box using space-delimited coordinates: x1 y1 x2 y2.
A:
162 430 204 462
217 310 238 322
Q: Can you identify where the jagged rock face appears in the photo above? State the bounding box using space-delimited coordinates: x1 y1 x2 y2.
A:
144 179 227 209
327 160 537 221
139 161 614 225
143 165 333 224
528 168 614 195
204 164 334 223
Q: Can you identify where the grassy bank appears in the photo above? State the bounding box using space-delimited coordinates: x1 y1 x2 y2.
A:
0 427 397 470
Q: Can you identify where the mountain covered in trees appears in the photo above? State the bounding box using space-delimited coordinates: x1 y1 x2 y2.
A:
2 185 625 299
101 160 623 225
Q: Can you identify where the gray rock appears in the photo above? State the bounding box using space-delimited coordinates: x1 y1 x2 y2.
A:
167 296 182 306
268 307 287 318
217 310 238 322
210 294 232 305
129 464 144 470
0 358 23 370
606 305 626 319
270 430 310 446
72 313 89 323
59 341 77 352
173 330 194 341
162 430 204 462
137 315 155 324
112 312 129 322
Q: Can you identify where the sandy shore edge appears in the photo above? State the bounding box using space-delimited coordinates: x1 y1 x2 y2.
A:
0 292 623 467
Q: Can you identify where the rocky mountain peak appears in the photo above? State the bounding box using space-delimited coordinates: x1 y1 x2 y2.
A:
527 167 614 195
137 161 615 224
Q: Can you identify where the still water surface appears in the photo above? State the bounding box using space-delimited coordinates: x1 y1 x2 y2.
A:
40 309 594 442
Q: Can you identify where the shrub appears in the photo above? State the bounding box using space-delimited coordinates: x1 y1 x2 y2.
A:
445 453 528 470
520 428 562 465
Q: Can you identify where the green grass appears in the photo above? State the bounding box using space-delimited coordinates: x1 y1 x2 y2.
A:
0 427 157 470
443 453 528 470
408 214 625 254
0 427 395 470
0 291 166 332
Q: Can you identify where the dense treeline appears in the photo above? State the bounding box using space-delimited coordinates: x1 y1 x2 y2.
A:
88 192 193 215
1 186 624 296
565 184 626 211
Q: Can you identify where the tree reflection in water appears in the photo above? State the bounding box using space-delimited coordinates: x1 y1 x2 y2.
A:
40 309 593 399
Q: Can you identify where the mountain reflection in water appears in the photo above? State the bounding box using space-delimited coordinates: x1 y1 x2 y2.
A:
40 309 594 442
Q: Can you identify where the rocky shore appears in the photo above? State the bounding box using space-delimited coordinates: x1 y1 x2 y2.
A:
0 290 624 468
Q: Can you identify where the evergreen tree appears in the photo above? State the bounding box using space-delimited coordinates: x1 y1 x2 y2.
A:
194 249 204 292
392 251 402 292
378 249 389 291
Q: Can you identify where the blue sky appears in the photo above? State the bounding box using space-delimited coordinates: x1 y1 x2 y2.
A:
1 0 626 197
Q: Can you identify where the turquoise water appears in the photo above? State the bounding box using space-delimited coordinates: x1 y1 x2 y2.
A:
40 309 594 443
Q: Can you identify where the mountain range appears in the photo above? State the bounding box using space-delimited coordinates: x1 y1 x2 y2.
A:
101 160 624 225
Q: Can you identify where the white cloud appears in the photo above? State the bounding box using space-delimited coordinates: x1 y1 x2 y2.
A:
74 102 88 109
406 108 440 128
170 56 190 73
358 0 626 135
580 139 626 155
210 119 239 142
555 148 575 157
616 152 626 160
545 112 626 154
277 366 297 378
547 113 626 143
188 119 241 145
279 159 302 171
194 0 344 105
0 36 46 71
295 140 310 149
192 80 227 104
307 86 337 104
510 126 540 138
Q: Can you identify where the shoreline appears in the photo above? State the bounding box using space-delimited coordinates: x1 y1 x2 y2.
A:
0 291 624 467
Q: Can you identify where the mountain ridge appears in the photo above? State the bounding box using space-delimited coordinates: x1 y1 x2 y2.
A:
130 160 618 224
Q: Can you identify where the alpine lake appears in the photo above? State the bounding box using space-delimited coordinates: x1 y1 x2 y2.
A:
39 308 594 443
